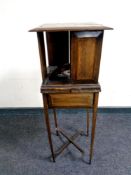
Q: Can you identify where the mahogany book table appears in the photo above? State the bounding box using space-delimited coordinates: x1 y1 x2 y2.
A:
29 23 112 163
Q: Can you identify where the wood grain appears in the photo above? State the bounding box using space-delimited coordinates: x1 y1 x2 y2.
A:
48 93 93 107
31 23 112 162
71 31 103 82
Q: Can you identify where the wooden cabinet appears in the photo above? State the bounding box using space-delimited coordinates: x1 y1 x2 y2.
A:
29 23 112 163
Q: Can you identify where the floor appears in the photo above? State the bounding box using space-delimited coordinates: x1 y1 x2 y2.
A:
0 108 131 175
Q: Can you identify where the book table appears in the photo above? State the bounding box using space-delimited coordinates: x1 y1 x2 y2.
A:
29 23 112 163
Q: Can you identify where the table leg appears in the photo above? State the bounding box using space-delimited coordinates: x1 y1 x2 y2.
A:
89 93 99 164
87 109 90 137
53 109 59 136
43 95 55 162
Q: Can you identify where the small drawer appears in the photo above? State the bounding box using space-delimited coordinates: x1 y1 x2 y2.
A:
48 93 93 108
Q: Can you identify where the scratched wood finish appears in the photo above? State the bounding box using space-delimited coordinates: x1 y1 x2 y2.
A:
71 31 103 82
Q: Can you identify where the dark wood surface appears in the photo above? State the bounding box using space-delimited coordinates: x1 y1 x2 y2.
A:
89 93 99 164
37 32 47 80
48 93 93 108
29 23 113 32
71 31 103 82
41 77 101 94
33 23 112 163
46 32 69 66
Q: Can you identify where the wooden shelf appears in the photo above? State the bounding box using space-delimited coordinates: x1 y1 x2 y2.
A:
41 77 101 94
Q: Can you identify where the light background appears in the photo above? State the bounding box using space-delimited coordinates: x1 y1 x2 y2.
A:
0 0 131 107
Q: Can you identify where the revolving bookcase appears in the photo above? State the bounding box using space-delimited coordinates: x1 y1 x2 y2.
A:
29 23 112 163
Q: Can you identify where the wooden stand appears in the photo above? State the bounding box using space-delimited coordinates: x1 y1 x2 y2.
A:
29 23 112 163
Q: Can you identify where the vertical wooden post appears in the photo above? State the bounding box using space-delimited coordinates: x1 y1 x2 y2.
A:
37 32 47 80
53 109 59 136
89 93 99 164
87 109 90 137
43 94 55 162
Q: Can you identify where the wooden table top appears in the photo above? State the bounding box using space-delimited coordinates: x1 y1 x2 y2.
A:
29 23 113 32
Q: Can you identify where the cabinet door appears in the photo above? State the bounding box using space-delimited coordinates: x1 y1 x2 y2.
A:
71 31 103 83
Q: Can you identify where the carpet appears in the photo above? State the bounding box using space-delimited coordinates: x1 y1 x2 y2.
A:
0 108 131 175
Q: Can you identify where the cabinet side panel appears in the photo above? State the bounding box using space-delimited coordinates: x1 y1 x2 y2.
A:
46 32 69 66
77 38 96 80
71 31 103 82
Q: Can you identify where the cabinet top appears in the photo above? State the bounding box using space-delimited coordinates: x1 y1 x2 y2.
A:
29 23 113 32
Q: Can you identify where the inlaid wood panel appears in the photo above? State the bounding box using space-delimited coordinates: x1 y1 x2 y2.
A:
48 93 93 107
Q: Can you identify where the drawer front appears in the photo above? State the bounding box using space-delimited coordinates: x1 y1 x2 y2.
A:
48 93 93 107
